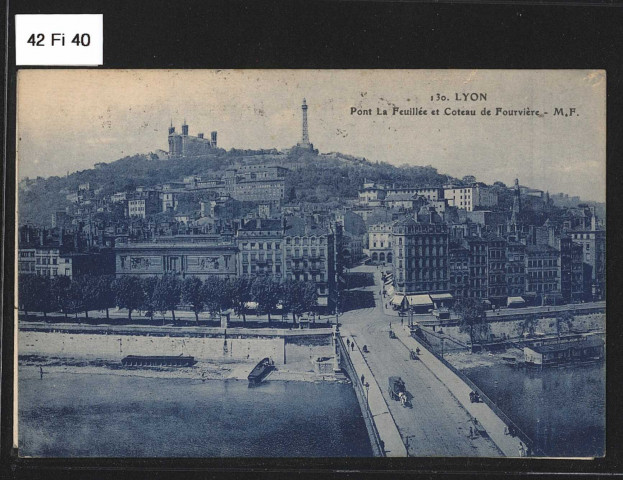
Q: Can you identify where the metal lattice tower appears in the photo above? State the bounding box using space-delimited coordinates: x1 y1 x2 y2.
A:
301 98 309 145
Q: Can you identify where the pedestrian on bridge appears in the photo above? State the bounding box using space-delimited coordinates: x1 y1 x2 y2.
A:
351 342 355 352
361 374 365 385
347 338 351 349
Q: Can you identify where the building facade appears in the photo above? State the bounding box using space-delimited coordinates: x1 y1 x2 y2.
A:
444 184 498 212
463 236 487 300
115 236 238 280
392 217 449 295
483 233 508 307
570 229 606 300
236 218 284 277
367 223 393 264
524 244 561 305
449 240 470 300
506 241 526 298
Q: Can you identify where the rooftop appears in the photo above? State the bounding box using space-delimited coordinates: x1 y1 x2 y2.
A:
525 244 559 254
528 336 604 354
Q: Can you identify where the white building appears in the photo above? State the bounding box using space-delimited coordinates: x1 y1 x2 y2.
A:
367 223 393 263
111 192 128 203
128 199 148 218
443 184 497 212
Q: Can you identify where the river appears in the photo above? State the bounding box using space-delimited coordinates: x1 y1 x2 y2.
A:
18 368 372 457
463 362 605 457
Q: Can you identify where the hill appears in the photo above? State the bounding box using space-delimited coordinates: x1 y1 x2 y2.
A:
18 149 457 226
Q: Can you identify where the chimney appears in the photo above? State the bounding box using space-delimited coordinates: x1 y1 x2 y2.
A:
198 133 204 139
211 131 218 147
182 123 189 136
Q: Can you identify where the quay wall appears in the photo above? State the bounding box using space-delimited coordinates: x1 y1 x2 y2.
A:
19 324 333 365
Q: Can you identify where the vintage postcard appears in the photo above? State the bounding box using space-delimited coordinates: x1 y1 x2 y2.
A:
15 70 605 458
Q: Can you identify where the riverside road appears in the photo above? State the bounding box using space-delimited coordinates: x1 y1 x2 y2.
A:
340 265 505 457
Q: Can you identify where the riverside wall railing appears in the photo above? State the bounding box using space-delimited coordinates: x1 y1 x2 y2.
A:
336 334 386 457
412 328 545 456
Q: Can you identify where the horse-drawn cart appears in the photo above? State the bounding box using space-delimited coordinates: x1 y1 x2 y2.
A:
388 376 406 400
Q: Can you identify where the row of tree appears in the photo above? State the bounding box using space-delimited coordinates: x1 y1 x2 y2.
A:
18 274 319 324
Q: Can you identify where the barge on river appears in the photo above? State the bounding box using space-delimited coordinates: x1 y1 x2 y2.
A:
524 336 604 368
121 355 196 367
248 358 274 385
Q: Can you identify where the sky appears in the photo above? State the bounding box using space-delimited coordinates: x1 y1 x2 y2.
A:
17 69 606 202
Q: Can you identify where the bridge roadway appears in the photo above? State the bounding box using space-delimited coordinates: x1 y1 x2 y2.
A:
340 266 519 457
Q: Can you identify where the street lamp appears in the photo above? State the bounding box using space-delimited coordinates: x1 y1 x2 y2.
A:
364 381 370 405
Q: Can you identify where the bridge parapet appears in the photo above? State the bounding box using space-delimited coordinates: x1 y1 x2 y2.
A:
337 331 407 457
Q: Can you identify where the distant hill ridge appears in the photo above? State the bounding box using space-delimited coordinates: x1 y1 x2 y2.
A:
18 149 458 226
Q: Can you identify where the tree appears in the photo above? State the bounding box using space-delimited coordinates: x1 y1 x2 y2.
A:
140 277 159 320
51 275 72 318
556 311 574 341
153 275 182 322
301 281 319 318
182 276 204 322
230 276 252 324
79 275 100 319
280 280 301 324
96 275 117 319
251 276 280 323
67 279 84 319
517 314 539 338
281 280 317 324
19 274 40 318
32 275 54 318
113 276 145 321
452 298 489 352
201 276 232 319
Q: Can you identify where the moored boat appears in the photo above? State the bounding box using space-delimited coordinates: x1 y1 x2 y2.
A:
248 357 274 385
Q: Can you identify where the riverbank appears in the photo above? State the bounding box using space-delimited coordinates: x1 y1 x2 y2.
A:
440 312 605 347
19 354 344 383
441 347 525 370
435 312 605 370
